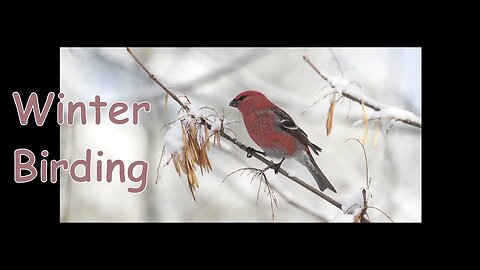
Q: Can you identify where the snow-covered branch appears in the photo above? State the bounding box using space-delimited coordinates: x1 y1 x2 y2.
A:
303 56 422 129
127 47 343 211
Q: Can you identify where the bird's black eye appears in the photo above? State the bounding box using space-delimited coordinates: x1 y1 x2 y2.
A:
238 95 247 101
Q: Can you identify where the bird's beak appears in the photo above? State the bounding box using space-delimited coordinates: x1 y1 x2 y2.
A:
229 99 239 108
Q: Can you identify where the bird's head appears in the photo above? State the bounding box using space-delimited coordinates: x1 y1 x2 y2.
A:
229 90 270 111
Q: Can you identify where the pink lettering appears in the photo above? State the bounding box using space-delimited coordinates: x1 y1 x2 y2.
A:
89 95 107 124
70 149 91 182
132 102 151 124
14 149 37 183
127 161 148 193
12 92 54 126
109 102 128 124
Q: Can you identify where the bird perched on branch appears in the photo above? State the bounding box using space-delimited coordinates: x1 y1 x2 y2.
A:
229 90 337 193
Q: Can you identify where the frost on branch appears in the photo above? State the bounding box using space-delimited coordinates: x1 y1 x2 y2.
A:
338 189 365 214
303 55 421 142
161 104 226 201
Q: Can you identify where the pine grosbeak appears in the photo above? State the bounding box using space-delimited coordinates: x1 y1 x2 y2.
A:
229 90 337 193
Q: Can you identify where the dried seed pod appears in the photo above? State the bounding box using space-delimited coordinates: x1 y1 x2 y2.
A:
326 96 336 136
161 112 222 201
172 154 182 177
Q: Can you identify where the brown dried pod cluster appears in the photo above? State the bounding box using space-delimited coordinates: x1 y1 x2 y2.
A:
170 117 222 201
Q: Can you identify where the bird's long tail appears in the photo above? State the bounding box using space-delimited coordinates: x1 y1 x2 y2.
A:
304 151 337 193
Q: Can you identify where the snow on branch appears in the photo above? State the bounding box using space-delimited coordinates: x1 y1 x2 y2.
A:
303 56 421 129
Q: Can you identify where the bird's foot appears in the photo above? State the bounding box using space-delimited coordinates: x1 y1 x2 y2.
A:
246 147 266 158
269 158 285 175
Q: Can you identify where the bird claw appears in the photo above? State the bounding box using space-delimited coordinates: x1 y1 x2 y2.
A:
269 158 285 175
246 147 253 158
246 147 266 158
271 164 281 175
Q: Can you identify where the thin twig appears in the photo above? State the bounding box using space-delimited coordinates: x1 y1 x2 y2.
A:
367 206 394 222
127 48 189 112
301 98 323 116
222 167 278 220
127 47 343 211
344 139 393 223
303 55 421 128
270 182 328 221
345 138 369 188
328 47 344 78
156 145 166 184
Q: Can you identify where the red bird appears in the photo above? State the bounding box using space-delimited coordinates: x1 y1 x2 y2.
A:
229 90 337 193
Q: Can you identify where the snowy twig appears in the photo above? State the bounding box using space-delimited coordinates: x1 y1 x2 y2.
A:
303 56 421 128
344 138 394 223
127 47 343 211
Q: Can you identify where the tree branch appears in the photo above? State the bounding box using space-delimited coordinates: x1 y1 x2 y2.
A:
127 47 342 211
219 133 342 209
127 47 189 112
303 56 421 128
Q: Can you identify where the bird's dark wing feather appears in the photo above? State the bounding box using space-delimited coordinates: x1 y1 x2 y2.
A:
272 108 322 155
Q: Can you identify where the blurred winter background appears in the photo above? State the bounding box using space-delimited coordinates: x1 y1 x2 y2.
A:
60 47 421 222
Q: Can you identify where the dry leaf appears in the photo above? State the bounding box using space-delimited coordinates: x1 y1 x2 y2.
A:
180 151 188 175
326 96 336 136
173 155 181 177
204 125 210 149
362 128 369 146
